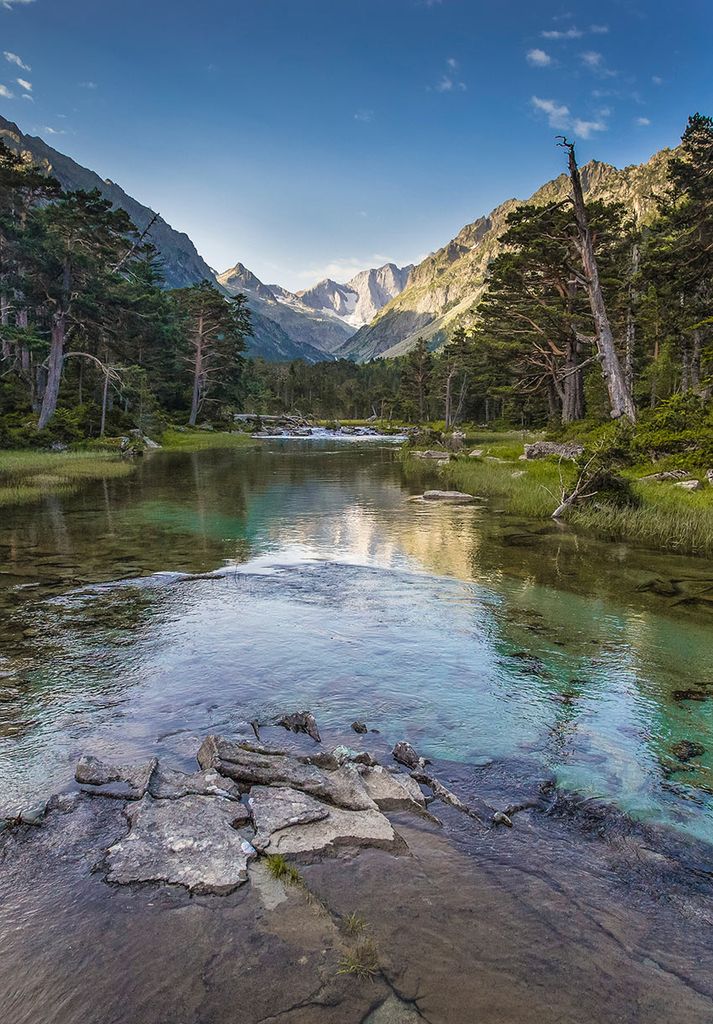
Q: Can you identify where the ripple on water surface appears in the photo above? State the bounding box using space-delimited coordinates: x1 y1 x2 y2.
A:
0 440 712 844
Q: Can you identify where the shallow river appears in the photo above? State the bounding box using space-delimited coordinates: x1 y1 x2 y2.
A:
1 438 712 840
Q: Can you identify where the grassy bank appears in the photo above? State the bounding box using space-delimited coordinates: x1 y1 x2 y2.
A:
405 435 713 558
159 428 258 452
0 449 135 507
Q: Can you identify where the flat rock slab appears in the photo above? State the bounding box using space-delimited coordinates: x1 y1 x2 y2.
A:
106 795 254 894
267 806 399 859
359 766 426 811
248 786 330 851
75 755 158 800
148 766 241 801
421 490 477 503
197 735 377 811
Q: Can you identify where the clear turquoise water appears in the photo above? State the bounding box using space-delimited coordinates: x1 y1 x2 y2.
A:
1 439 712 842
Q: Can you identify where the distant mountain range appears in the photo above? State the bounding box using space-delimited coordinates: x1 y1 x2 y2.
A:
0 114 672 365
0 115 410 363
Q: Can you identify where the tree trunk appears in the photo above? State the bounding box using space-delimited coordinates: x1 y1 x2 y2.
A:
189 316 204 427
100 370 110 437
691 329 702 393
444 368 454 427
564 141 636 422
37 314 66 430
562 337 585 423
625 243 639 395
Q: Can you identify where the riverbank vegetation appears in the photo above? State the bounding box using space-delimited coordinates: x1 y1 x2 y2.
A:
0 449 134 506
0 113 710 550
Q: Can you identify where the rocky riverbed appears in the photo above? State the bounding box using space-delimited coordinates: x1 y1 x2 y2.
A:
3 710 713 1024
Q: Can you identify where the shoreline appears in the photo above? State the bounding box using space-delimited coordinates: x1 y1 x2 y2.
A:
2 719 713 1024
403 438 713 559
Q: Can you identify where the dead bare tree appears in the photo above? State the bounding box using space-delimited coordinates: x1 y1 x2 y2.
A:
557 137 637 422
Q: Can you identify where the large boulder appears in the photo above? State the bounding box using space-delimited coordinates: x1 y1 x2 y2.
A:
523 441 584 460
105 795 254 894
421 490 477 503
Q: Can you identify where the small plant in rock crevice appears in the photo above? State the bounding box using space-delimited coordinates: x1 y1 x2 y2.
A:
337 939 380 981
264 853 302 885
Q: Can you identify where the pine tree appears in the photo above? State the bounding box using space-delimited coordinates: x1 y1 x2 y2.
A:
172 281 251 426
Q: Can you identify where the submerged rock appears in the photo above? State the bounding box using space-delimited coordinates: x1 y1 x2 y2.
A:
277 710 321 743
75 755 158 800
197 735 377 811
351 720 368 734
673 689 713 703
392 741 427 770
106 794 254 894
421 490 477 503
671 740 705 762
248 786 330 851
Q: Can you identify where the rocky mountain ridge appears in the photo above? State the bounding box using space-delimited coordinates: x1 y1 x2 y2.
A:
0 116 331 363
343 148 674 362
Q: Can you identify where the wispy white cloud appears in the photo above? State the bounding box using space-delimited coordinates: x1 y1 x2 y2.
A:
531 95 608 138
636 116 651 126
572 117 607 138
78 80 97 89
431 56 466 93
354 109 373 123
0 83 14 98
531 96 570 128
21 92 31 100
295 255 398 285
526 48 552 67
16 76 30 91
652 75 663 85
541 23 608 40
580 50 617 77
542 26 583 40
581 50 603 68
42 125 66 135
1 0 36 9
3 50 30 70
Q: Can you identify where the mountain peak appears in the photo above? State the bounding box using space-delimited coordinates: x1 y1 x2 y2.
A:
217 263 276 301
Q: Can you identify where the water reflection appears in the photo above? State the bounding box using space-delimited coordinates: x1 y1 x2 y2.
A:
0 440 712 842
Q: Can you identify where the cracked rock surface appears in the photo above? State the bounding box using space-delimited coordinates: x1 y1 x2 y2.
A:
75 755 158 800
248 785 331 851
106 794 254 893
198 735 378 811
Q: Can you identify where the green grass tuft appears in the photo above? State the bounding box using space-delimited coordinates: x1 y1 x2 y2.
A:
337 940 380 981
342 912 366 936
264 853 302 885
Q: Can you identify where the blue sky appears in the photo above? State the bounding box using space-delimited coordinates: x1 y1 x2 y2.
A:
1 0 711 290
